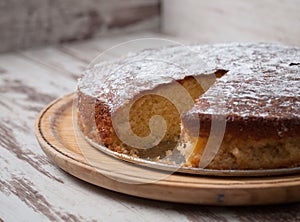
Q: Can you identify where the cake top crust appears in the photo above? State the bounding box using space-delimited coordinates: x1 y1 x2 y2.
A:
78 43 300 120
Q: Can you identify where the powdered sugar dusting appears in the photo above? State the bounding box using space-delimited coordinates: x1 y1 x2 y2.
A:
78 43 300 119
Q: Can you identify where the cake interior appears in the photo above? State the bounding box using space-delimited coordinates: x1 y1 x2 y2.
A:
108 70 227 159
182 131 300 169
131 72 227 138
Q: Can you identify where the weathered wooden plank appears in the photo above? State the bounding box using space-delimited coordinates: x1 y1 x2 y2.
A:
17 32 184 80
0 52 192 221
0 0 160 53
0 44 188 222
60 32 188 64
20 47 87 80
1 32 300 222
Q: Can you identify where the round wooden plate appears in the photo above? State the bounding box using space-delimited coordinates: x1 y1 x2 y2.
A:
35 94 300 205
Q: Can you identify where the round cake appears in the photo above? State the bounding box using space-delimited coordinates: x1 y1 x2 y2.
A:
77 43 300 170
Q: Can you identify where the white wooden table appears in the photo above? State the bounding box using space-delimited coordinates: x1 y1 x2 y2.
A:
1 32 300 221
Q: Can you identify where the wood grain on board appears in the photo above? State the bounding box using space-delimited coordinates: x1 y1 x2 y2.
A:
36 93 300 205
1 32 300 221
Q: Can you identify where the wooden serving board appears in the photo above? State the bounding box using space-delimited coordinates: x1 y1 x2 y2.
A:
35 94 300 205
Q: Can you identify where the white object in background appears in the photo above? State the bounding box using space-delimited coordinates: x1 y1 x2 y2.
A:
162 0 300 46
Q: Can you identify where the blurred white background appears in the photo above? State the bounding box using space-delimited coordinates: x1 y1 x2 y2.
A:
162 0 300 46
